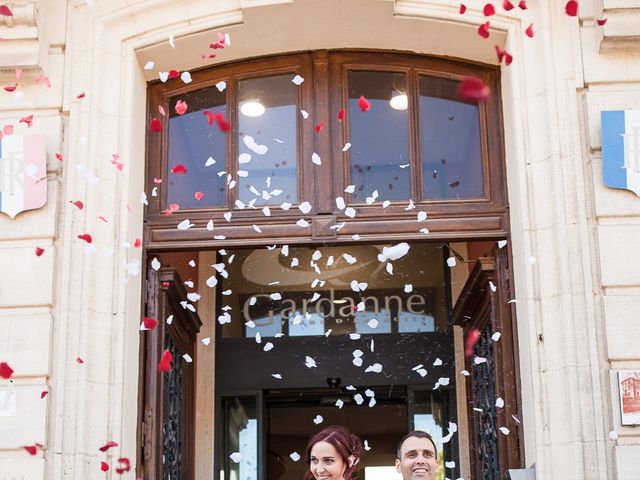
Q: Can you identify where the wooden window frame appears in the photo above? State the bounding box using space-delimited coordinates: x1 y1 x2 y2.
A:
144 50 507 250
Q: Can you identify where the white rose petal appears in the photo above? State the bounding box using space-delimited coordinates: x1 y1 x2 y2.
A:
230 452 243 463
292 75 304 85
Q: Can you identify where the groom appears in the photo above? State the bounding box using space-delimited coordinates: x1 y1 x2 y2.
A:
395 430 439 480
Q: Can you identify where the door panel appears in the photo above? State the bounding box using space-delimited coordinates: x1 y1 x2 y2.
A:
451 248 523 480
139 267 202 479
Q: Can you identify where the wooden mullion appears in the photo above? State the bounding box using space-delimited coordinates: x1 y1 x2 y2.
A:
313 50 331 213
227 77 238 210
408 67 423 203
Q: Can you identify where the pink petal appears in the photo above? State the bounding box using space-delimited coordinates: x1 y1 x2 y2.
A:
478 21 491 39
0 362 14 379
149 117 162 132
0 5 13 16
175 100 188 116
457 77 492 101
194 191 204 201
143 317 158 330
19 115 33 127
565 0 578 16
337 108 345 121
525 23 534 37
203 111 214 125
483 3 495 16
465 329 481 357
357 95 371 112
99 441 119 452
35 247 45 257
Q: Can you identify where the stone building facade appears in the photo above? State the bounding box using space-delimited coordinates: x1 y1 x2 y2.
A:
0 0 639 479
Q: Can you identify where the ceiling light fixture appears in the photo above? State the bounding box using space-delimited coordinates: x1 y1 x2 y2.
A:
240 100 266 117
389 93 408 111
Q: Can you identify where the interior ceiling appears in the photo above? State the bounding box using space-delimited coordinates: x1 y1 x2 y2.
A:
136 0 502 83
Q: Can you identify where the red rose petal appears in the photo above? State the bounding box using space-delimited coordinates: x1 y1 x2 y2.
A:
169 203 180 212
71 200 84 210
495 46 513 66
0 5 12 16
502 0 514 10
194 191 204 201
457 77 492 101
483 3 495 16
175 100 188 116
40 391 48 399
157 349 173 372
158 105 166 116
153 178 163 184
213 112 230 132
0 362 14 379
149 117 162 132
518 0 527 9
19 114 33 127
23 445 37 456
134 238 142 248
357 95 371 112
565 0 578 16
77 92 85 99
143 317 158 330
115 457 131 474
478 21 491 39
459 3 467 14
4 84 17 92
525 23 534 37
76 357 84 364
170 164 187 174
55 153 63 161
465 329 482 357
315 122 324 133
77 233 92 243
101 462 109 472
337 108 345 121
203 111 214 125
35 247 45 257
168 69 179 79
99 441 119 452
597 17 607 26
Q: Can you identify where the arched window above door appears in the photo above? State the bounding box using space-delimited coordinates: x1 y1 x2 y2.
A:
145 51 506 249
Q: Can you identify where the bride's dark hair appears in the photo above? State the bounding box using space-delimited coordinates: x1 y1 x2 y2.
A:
303 425 363 480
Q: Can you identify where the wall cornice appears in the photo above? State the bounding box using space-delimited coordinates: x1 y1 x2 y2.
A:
598 1 640 53
0 1 49 72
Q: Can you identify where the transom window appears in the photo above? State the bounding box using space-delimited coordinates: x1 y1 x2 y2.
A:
145 51 505 247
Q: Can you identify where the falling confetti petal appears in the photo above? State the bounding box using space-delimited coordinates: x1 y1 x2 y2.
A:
457 77 491 101
290 452 301 461
230 452 243 463
565 1 578 16
358 95 371 112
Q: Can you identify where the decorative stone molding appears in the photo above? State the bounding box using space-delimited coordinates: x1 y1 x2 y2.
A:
0 1 48 72
597 0 640 53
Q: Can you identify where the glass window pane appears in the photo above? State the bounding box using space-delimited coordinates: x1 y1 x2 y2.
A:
168 86 227 208
220 396 258 480
237 75 298 206
347 71 411 202
218 243 448 339
412 390 451 479
420 76 484 200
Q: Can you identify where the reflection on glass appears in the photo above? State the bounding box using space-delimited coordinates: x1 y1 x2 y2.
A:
218 243 447 339
168 86 227 209
221 396 258 480
413 390 450 480
347 71 411 202
237 75 298 206
420 76 484 200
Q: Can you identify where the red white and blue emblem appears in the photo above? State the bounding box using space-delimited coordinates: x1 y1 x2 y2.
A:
0 133 47 218
602 110 640 197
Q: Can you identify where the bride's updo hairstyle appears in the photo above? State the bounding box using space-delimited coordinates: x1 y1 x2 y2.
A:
303 425 363 480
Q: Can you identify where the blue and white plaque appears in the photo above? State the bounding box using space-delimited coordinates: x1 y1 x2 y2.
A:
602 109 640 196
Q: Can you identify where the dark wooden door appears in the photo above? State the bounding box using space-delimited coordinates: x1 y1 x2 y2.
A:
451 248 523 480
138 267 202 479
